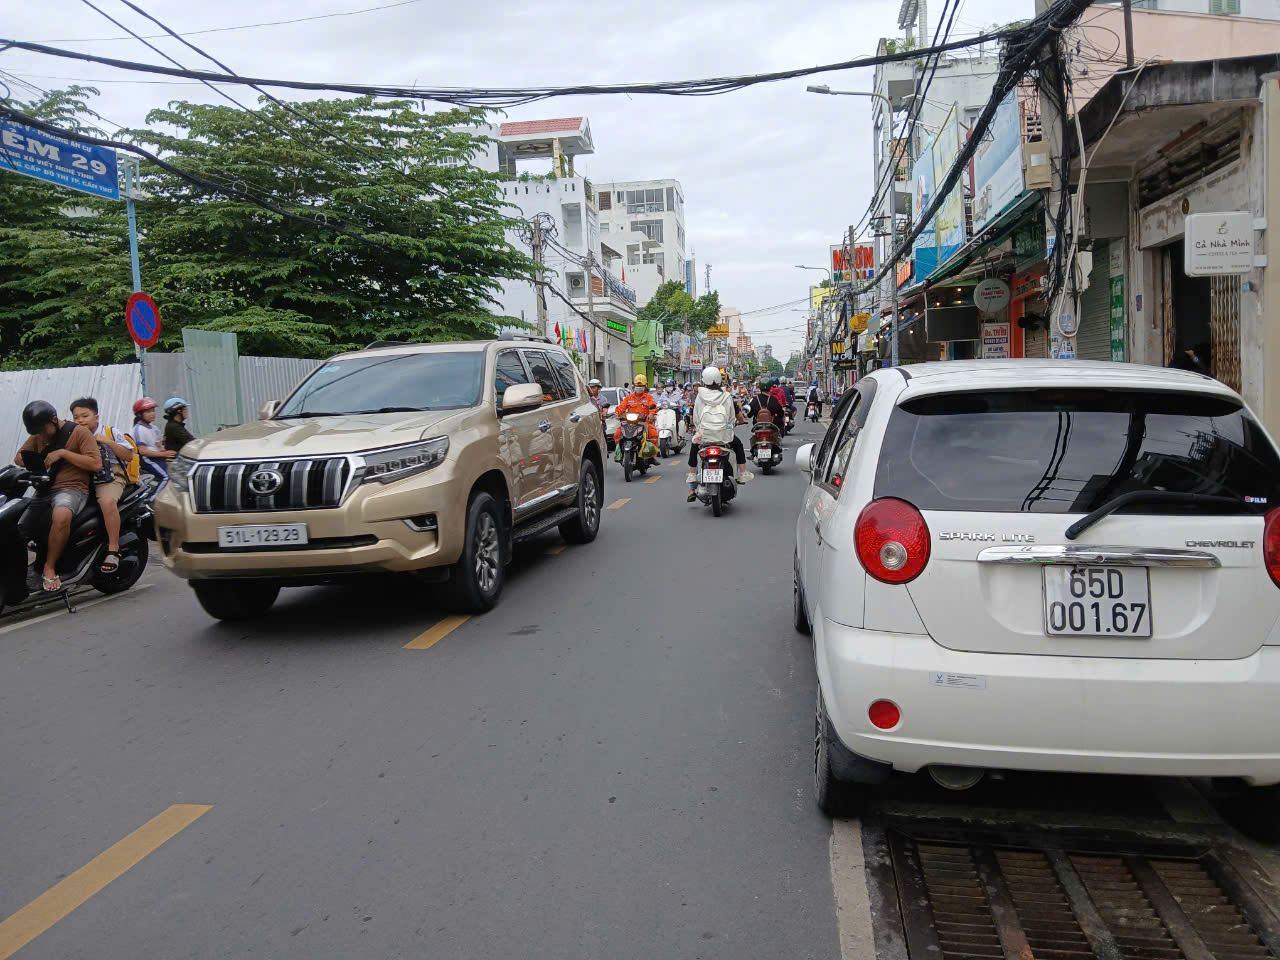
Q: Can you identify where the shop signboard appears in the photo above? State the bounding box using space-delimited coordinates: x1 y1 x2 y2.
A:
1014 220 1046 264
972 278 1011 315
1184 212 1254 276
971 91 1025 234
911 106 963 283
851 313 870 334
0 118 119 200
707 323 729 338
689 353 702 369
981 321 1010 359
895 259 912 288
832 244 875 283
1109 276 1125 362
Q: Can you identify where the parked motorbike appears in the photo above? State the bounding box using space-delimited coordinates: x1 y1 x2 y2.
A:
0 464 154 617
694 443 737 517
617 411 656 483
806 401 820 423
750 422 784 475
655 404 686 459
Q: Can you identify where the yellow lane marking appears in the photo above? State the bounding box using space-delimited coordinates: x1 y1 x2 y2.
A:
404 614 470 650
607 498 631 510
545 544 566 556
644 475 661 484
0 803 211 959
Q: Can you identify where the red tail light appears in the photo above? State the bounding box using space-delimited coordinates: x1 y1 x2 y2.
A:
854 498 931 584
868 700 901 730
1265 508 1280 588
705 447 722 457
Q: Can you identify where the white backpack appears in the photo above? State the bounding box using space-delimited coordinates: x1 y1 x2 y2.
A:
697 389 733 439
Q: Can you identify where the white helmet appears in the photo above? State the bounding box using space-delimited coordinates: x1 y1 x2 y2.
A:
588 378 601 387
701 366 722 386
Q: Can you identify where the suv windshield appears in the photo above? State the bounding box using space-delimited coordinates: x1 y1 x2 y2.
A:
875 388 1280 515
277 351 485 418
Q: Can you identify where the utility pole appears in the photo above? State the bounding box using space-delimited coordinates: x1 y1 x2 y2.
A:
1122 0 1135 67
705 263 712 293
584 250 598 380
1036 0 1071 358
890 192 900 368
122 156 146 395
531 216 548 338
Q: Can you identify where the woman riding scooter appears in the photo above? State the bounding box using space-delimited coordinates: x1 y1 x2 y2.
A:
685 366 752 502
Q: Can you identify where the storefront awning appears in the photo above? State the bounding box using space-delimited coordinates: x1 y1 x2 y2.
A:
924 191 1041 286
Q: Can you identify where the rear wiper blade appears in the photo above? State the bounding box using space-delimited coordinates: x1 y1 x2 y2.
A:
352 406 431 414
273 411 344 419
1065 490 1248 540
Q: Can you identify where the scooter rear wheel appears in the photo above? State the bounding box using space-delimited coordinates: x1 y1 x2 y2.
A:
90 537 148 594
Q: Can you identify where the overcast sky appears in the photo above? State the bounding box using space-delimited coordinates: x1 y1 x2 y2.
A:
3 0 1028 356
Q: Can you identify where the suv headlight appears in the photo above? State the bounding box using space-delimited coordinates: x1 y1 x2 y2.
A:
169 455 197 492
355 437 449 485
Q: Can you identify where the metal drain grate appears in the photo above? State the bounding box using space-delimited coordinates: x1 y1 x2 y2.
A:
863 822 1280 960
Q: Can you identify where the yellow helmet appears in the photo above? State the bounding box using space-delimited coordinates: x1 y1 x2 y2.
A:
633 374 647 387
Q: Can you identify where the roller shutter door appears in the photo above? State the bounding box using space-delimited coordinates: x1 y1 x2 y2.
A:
1075 242 1112 361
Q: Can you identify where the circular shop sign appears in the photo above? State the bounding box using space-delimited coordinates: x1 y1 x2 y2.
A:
972 278 1011 315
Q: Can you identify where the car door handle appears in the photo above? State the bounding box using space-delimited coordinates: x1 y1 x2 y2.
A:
568 413 582 423
538 420 551 433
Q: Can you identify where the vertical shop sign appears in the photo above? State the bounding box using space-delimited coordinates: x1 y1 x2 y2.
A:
1109 276 1125 362
982 321 1010 359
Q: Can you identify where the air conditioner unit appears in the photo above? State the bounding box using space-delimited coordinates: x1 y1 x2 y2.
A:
569 275 584 290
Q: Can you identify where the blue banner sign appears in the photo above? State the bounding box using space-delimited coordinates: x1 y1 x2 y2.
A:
0 119 119 200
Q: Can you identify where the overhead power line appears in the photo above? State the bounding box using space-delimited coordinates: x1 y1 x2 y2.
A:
36 0 431 43
0 29 1009 107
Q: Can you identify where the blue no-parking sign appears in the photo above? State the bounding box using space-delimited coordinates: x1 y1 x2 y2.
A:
126 291 161 349
0 118 119 200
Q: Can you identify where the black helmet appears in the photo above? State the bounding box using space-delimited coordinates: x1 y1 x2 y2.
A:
22 400 57 435
758 377 773 391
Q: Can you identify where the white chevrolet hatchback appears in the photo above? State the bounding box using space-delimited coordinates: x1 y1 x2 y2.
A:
794 360 1280 830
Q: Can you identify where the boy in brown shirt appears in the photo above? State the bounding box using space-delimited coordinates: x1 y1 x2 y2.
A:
15 400 101 592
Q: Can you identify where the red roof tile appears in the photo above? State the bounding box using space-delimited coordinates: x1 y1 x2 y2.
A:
498 117 584 137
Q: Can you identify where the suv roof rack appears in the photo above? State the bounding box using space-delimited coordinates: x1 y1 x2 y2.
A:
364 339 407 349
498 332 556 345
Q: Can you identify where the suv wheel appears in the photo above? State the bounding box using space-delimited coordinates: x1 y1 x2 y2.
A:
446 492 504 614
559 460 602 544
1221 784 1280 841
815 686 864 817
192 580 280 621
793 552 811 635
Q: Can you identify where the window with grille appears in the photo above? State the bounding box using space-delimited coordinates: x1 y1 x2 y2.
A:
597 192 612 210
631 219 664 243
625 188 665 214
1210 0 1240 14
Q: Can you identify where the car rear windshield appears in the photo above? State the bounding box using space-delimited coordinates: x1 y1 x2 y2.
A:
874 388 1280 514
277 350 484 417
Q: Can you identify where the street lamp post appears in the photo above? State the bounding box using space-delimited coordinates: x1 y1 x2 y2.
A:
807 84 901 368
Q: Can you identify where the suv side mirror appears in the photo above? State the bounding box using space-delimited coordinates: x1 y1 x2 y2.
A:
259 399 281 420
500 382 544 414
796 442 815 474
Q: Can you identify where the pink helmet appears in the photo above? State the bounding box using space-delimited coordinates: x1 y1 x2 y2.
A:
132 397 157 414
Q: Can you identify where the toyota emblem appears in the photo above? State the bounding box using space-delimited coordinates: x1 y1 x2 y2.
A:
248 468 284 495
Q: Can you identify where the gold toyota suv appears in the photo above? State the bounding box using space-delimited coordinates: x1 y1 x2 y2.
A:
153 337 605 620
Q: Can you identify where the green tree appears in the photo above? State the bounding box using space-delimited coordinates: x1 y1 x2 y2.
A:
635 279 721 338
0 89 535 365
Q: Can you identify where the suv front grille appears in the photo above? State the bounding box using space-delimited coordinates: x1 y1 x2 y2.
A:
191 458 351 513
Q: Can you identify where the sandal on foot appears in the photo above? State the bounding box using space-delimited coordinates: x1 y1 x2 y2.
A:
100 551 121 574
41 575 62 592
687 490 697 503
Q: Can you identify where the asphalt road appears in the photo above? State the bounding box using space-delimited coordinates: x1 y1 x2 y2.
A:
0 418 840 960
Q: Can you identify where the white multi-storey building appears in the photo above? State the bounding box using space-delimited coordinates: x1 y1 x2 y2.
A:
593 179 690 307
470 117 637 385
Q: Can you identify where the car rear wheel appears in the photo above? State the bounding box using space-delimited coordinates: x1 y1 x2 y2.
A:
445 492 504 614
192 579 280 621
1222 784 1280 841
815 687 864 817
793 552 811 635
559 459 602 545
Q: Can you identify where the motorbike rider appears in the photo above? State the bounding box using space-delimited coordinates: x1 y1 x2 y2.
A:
163 397 195 452
13 400 102 593
657 378 682 409
766 378 790 419
612 374 659 454
749 377 788 443
806 380 823 419
686 366 751 501
587 379 609 439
